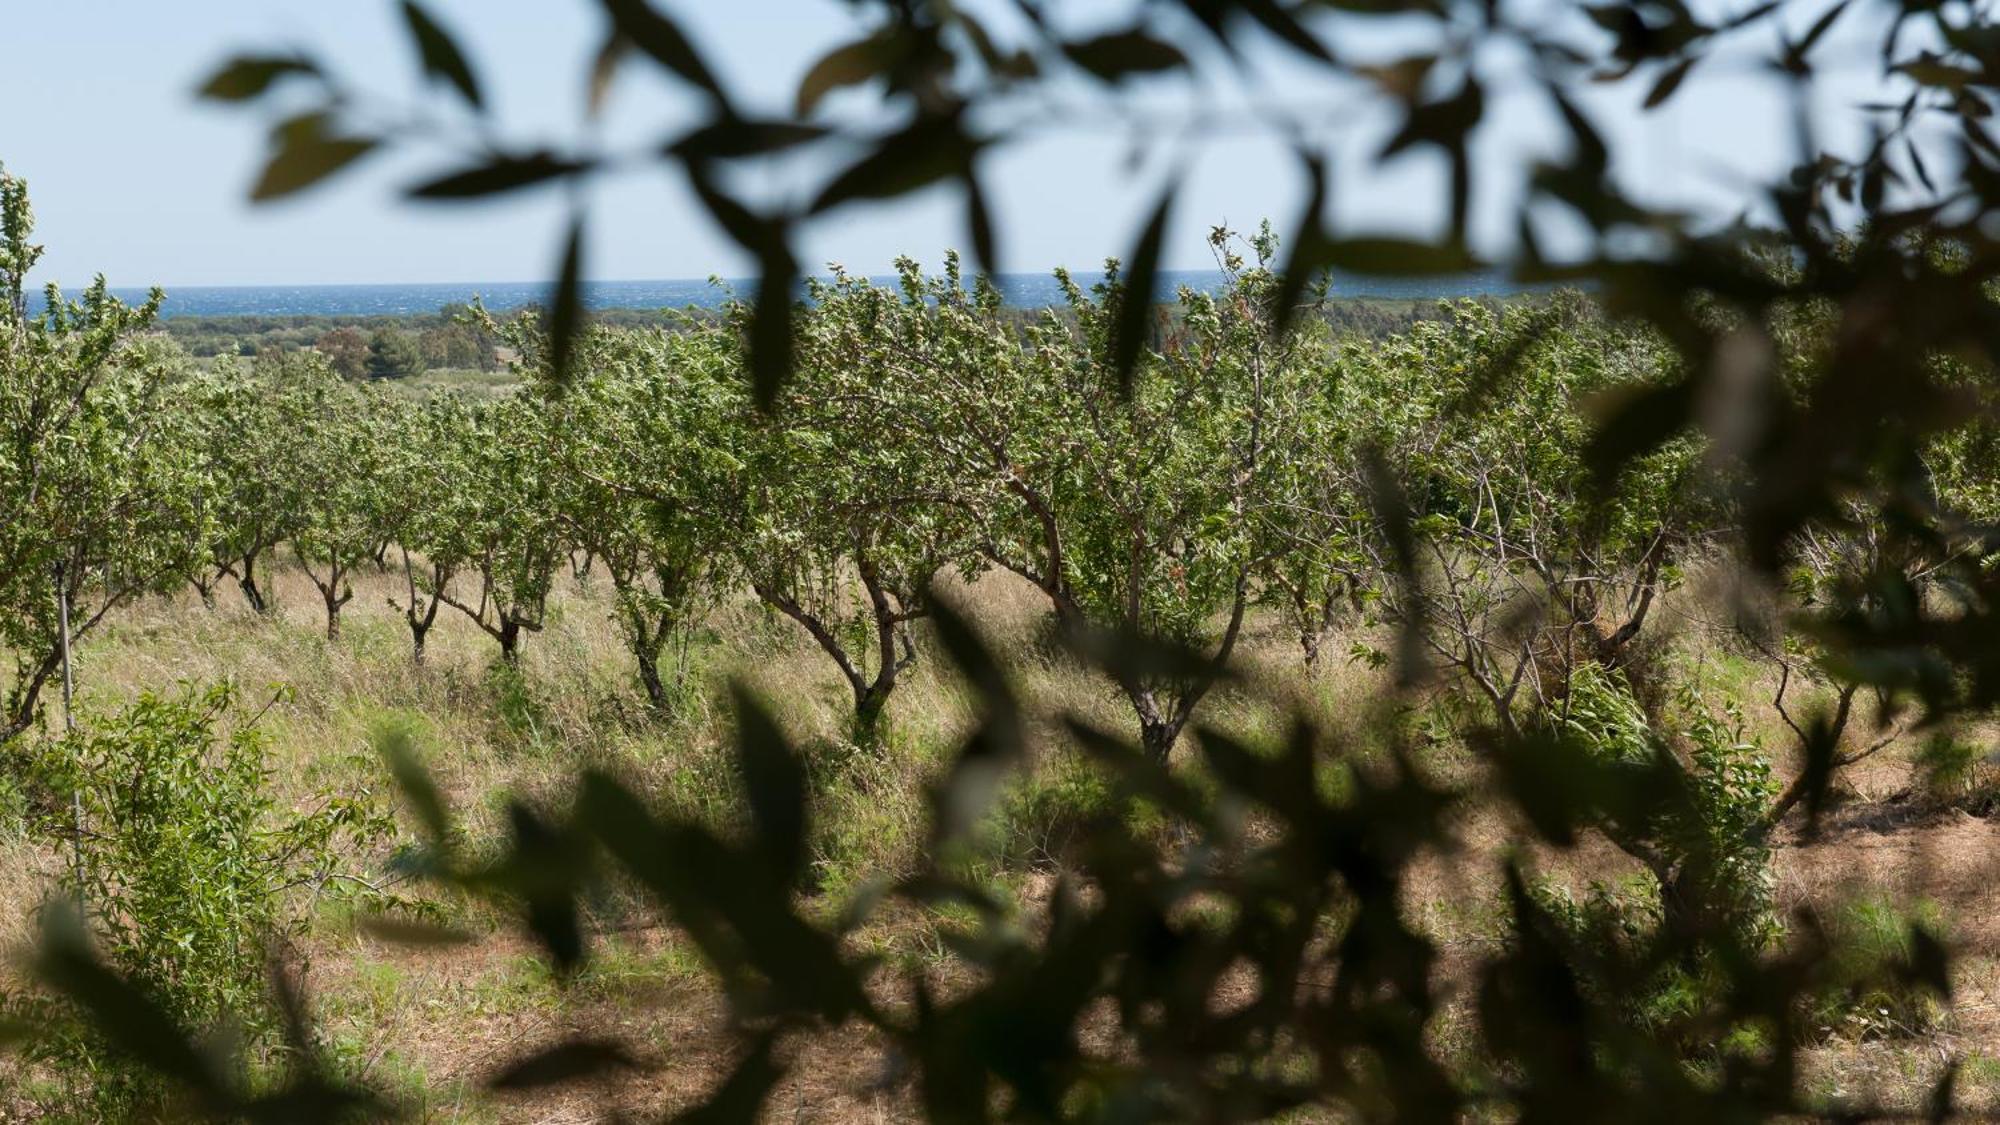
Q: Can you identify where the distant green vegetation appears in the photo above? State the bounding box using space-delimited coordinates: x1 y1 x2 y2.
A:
150 293 1468 382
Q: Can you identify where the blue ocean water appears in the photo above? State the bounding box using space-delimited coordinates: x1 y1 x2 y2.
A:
98 269 1528 320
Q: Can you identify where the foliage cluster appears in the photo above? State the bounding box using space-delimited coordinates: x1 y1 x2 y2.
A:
13 684 391 1117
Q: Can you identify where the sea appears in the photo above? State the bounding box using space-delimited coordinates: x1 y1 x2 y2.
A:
97 269 1530 320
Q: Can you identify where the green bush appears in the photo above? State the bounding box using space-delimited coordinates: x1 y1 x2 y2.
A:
986 758 1118 873
1916 729 1997 809
1558 663 1780 947
16 683 393 1115
1807 896 1954 1042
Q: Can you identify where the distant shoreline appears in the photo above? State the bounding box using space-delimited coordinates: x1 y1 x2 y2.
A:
89 269 1536 320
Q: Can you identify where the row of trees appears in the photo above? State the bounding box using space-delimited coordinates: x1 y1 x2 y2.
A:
0 170 1946 798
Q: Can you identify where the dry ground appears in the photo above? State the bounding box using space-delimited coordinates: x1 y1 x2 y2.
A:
1 561 1998 1120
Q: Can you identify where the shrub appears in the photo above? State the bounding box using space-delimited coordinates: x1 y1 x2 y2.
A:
16 683 393 1115
364 327 424 380
985 757 1118 874
1806 896 1954 1042
1557 663 1780 949
1915 729 1998 810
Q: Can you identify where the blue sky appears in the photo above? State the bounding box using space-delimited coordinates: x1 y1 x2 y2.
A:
1 1 1892 288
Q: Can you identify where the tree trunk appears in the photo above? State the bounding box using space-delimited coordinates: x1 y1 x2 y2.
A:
636 646 668 710
315 567 350 642
237 552 268 614
497 619 522 663
854 678 892 743
1140 716 1182 763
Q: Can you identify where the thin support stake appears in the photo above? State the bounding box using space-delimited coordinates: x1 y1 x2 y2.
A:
54 564 83 910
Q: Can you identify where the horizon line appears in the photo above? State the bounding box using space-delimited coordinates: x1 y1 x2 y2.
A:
94 266 1254 294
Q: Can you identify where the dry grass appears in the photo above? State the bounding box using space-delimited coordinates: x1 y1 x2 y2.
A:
2 557 1999 1119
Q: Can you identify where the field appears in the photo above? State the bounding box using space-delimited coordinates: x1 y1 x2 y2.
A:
0 550 1994 1120
7 168 2000 1117
15 0 2000 1116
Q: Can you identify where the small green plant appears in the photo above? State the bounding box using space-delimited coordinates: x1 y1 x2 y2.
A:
1916 729 1996 809
986 758 1116 873
16 683 394 1115
1558 663 1780 948
1806 896 1954 1043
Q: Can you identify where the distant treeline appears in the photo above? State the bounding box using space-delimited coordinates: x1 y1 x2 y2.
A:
151 294 1481 378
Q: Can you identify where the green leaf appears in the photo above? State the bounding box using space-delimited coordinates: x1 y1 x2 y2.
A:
1062 30 1187 81
1381 79 1484 158
668 120 830 160
1781 0 1849 74
729 682 807 883
929 597 1028 842
34 907 228 1106
500 801 588 973
748 257 797 409
488 1039 639 1090
1583 377 1695 486
811 114 980 214
671 1036 781 1124
679 163 798 402
251 114 377 202
965 172 998 276
1110 182 1174 395
401 0 483 109
1319 237 1477 276
406 152 591 199
588 33 630 117
1929 1060 1960 1124
796 31 899 116
1236 0 1335 62
1643 57 1695 109
598 0 728 107
197 55 318 101
547 216 586 386
1550 88 1608 179
1272 153 1332 342
374 722 449 840
355 914 475 947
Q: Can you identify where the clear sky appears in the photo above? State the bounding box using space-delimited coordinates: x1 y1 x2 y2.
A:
0 1 1893 289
